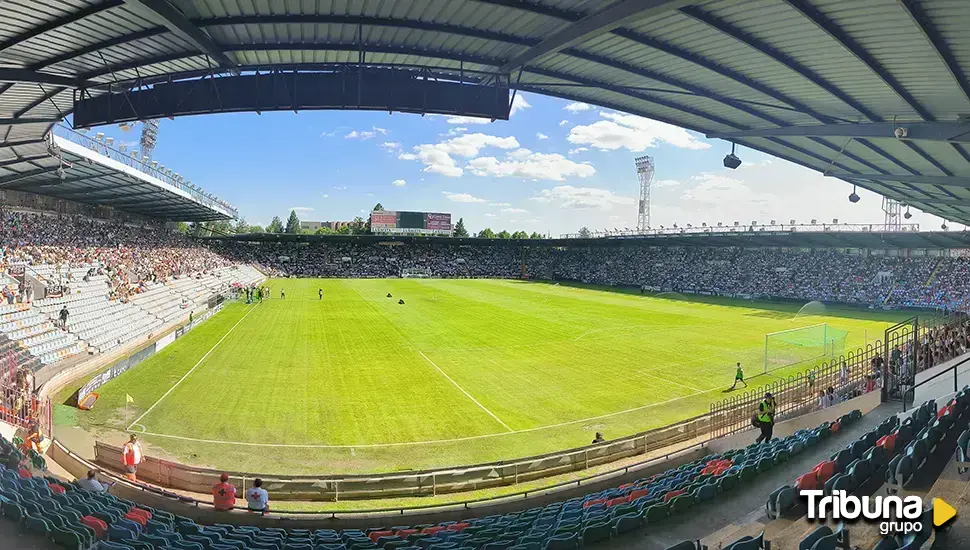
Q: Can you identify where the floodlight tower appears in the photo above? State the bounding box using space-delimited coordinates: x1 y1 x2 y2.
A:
140 119 160 161
635 155 655 232
882 196 902 232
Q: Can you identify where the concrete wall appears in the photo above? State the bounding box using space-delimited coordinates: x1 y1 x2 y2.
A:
92 413 712 501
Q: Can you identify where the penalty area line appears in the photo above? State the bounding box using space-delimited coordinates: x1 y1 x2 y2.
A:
126 302 261 432
417 350 514 433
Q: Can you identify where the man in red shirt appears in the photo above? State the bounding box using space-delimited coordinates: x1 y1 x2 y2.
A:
121 434 143 482
212 473 236 511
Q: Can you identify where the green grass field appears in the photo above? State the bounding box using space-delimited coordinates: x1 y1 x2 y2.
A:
59 278 909 475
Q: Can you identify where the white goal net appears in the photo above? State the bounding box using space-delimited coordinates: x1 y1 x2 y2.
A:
763 323 848 373
401 268 432 278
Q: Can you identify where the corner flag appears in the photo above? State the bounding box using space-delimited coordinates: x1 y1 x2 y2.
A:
126 394 134 404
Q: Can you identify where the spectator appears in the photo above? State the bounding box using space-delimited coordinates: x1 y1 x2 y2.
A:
58 305 69 328
121 434 143 482
591 432 605 445
212 473 237 511
245 478 270 514
818 390 828 410
756 392 776 444
77 469 113 493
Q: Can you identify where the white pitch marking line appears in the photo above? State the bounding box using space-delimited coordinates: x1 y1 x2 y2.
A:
418 350 514 433
137 386 716 449
127 303 260 432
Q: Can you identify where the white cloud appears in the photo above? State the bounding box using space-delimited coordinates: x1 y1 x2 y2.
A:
333 185 348 190
401 133 520 177
502 207 530 214
346 127 389 140
564 102 591 113
441 115 492 125
567 111 710 152
380 142 401 151
559 120 570 127
466 148 595 181
290 206 314 212
489 202 511 207
322 194 329 198
443 191 487 203
536 132 549 140
345 130 377 140
510 94 531 116
485 213 497 217
568 147 588 155
531 186 635 210
654 179 681 188
392 179 407 187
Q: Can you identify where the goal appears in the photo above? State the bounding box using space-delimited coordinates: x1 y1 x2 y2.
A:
401 267 432 278
763 323 848 373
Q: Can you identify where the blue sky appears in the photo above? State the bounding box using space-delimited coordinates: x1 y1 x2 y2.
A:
88 92 948 235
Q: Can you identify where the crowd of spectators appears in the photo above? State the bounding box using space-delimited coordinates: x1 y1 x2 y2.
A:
211 241 970 312
0 209 232 300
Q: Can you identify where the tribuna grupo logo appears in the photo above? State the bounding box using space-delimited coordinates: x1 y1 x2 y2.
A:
802 490 957 535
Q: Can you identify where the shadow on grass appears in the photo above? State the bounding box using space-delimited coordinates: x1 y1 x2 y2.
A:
509 278 920 324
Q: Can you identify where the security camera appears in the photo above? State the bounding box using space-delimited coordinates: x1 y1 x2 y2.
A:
848 191 860 203
904 210 912 220
894 127 908 139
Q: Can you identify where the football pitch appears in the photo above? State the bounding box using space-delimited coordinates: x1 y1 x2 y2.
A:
63 278 909 475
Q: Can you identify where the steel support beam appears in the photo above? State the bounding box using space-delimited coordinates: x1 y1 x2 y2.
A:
0 154 50 169
0 69 82 88
496 0 691 73
783 0 932 120
0 168 56 187
828 173 970 188
121 0 237 72
898 0 970 104
0 117 61 125
899 197 970 206
707 121 970 142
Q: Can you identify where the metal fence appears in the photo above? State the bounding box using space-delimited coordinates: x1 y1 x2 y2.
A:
709 342 882 439
0 380 51 439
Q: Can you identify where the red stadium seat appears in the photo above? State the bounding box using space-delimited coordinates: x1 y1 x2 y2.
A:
421 526 445 536
628 488 650 501
369 531 393 542
582 498 607 509
830 421 840 433
605 497 629 508
449 523 470 532
663 489 686 503
81 516 107 539
795 473 818 491
48 483 65 495
813 461 837 484
395 529 418 538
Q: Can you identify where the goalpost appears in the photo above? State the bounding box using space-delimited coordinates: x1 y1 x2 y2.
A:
401 267 432 278
763 323 848 374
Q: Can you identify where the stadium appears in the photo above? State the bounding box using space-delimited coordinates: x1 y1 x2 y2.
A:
2 1 970 550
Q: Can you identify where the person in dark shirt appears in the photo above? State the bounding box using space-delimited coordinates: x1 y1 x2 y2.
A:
58 306 69 328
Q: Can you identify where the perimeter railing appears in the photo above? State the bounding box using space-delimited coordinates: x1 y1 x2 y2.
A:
709 342 882 439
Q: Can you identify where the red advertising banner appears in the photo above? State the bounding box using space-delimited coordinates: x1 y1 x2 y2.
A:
426 213 452 230
370 212 398 228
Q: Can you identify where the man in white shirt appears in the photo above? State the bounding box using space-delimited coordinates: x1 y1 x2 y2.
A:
77 470 113 493
245 478 269 514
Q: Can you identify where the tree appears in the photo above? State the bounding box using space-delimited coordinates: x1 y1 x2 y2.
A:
285 210 302 234
453 218 469 238
351 216 368 235
577 226 592 238
175 222 189 234
233 218 249 234
496 230 511 239
477 228 496 239
530 231 543 239
511 230 529 239
248 224 264 233
314 227 334 235
372 203 385 211
208 220 233 235
267 216 284 233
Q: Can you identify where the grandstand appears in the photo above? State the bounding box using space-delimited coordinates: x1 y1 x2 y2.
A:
5 0 970 548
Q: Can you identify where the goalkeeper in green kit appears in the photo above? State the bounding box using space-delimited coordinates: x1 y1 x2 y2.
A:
730 362 747 390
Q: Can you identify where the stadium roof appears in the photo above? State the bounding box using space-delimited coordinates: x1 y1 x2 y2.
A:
3 1 970 222
203 229 970 250
18 126 234 220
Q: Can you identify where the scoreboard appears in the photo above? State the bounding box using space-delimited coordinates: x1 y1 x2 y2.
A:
370 211 453 236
